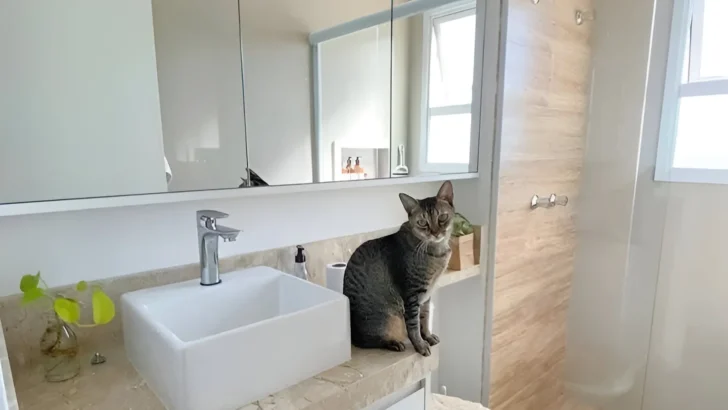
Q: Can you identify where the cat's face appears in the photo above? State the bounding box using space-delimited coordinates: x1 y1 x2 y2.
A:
399 181 455 244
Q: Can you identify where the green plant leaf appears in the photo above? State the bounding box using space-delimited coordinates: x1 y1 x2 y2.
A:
19 272 41 292
451 213 475 237
54 298 81 324
22 287 45 304
92 289 115 325
76 281 88 292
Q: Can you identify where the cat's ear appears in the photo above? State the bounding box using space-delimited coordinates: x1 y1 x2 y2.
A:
399 193 418 215
437 181 454 206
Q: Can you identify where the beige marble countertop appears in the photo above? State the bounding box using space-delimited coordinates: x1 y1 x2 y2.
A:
3 262 472 410
13 336 438 410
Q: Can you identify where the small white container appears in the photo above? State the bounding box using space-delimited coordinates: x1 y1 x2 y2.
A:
326 262 347 294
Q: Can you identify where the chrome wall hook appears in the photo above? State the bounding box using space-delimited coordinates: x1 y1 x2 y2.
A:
548 194 569 207
530 194 569 210
531 194 547 209
575 9 595 25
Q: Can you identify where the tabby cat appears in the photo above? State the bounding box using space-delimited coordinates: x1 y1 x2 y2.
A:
343 181 455 356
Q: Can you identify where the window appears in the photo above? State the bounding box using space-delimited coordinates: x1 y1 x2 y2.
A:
656 0 728 183
419 2 477 173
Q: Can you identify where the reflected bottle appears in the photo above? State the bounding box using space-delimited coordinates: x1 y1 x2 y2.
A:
342 157 354 179
354 156 365 179
40 315 80 382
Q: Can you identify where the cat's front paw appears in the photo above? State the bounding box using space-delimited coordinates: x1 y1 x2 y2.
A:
424 333 440 346
413 339 431 357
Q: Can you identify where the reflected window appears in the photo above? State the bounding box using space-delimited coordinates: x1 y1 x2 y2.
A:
421 3 476 170
656 0 728 183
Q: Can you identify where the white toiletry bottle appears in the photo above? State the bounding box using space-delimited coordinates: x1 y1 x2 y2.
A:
294 245 309 281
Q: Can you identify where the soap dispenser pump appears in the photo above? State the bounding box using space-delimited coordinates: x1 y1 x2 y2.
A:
294 245 309 281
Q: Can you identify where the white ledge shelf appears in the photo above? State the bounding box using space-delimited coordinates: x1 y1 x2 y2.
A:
435 265 481 289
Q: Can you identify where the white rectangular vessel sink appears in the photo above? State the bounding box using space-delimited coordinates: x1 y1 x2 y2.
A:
122 266 351 410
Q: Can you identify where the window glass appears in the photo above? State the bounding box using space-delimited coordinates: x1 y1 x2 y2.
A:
428 13 476 108
427 113 472 164
698 0 728 79
673 94 728 169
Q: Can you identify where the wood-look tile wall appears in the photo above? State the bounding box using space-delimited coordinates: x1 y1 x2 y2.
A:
489 0 596 408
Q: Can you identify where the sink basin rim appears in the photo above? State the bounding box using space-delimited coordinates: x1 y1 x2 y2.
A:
124 295 345 348
121 267 347 347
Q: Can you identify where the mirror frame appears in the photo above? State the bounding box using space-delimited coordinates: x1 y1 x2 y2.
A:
0 173 478 217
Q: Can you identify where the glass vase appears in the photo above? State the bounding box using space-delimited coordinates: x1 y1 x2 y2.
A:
39 315 80 382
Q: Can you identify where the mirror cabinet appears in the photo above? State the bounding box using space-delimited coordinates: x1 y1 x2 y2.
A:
0 0 482 207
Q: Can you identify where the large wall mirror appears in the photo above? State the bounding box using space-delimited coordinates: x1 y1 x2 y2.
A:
392 0 479 176
1 0 250 205
0 0 481 207
242 0 482 186
239 0 395 186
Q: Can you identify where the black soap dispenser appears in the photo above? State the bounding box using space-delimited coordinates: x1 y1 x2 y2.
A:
294 245 309 281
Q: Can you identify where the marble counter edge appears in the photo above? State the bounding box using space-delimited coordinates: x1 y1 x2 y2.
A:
239 346 439 410
14 336 439 410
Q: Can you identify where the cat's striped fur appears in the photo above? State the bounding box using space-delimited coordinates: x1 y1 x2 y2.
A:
343 181 454 356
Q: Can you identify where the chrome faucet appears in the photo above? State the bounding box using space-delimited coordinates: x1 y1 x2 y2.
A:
197 210 240 286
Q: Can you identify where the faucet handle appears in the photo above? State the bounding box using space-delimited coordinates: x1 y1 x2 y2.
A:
197 210 229 226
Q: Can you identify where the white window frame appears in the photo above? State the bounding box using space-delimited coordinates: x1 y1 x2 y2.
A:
418 1 477 174
655 0 728 184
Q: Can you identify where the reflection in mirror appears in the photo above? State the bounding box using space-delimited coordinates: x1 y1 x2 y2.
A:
240 0 479 186
240 0 394 186
153 0 250 192
315 19 393 183
0 0 249 205
393 0 479 177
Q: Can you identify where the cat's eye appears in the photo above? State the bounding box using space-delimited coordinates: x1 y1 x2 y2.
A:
438 214 449 223
417 219 428 228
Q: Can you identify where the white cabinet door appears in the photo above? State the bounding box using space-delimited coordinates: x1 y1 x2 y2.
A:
387 388 425 410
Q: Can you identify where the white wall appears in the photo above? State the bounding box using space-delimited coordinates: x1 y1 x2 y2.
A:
0 0 167 204
153 0 249 191
0 182 442 297
436 271 486 401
